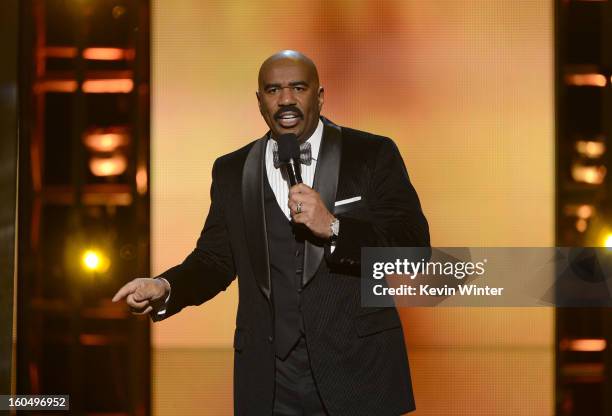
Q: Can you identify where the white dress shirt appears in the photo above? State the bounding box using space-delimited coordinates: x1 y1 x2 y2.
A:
265 119 324 218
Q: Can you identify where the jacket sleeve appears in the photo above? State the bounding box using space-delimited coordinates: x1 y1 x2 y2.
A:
325 138 430 275
151 159 236 321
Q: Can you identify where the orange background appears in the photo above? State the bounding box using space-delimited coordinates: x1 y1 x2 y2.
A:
151 1 554 414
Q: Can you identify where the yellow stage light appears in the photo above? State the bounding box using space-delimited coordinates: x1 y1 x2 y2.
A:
83 250 99 270
603 234 612 248
81 249 110 273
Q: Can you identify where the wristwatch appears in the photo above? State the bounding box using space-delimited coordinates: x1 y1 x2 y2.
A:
330 217 340 241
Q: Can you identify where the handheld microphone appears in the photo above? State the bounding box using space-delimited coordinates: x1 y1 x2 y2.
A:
277 133 302 186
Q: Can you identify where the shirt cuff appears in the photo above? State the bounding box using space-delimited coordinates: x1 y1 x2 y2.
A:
154 277 171 316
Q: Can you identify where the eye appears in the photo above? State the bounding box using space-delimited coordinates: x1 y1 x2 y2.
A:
266 87 279 94
293 86 305 92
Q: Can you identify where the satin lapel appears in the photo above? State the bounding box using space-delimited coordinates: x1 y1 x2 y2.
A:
303 122 342 287
242 135 271 300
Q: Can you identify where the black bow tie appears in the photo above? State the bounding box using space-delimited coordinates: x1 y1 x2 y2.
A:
272 140 312 168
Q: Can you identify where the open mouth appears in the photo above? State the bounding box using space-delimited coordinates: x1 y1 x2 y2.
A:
276 111 302 128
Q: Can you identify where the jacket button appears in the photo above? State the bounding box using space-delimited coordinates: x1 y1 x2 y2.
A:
268 335 273 343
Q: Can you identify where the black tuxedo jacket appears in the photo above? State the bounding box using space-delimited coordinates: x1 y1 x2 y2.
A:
154 117 430 416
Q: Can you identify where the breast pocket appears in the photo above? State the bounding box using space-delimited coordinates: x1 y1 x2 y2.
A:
333 197 365 216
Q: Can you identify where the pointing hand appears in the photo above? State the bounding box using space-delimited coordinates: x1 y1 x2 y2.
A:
112 278 170 315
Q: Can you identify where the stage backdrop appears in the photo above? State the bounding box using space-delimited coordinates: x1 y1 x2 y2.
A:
151 1 554 415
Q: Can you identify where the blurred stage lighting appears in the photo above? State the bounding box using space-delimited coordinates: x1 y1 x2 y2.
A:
81 249 110 273
603 234 612 248
89 154 128 176
83 129 130 152
575 140 605 159
564 204 595 219
571 164 606 184
565 73 607 87
136 165 148 195
82 79 133 93
575 218 588 233
560 338 607 352
83 47 133 61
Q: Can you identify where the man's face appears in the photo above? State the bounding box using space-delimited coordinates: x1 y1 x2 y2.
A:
257 59 324 142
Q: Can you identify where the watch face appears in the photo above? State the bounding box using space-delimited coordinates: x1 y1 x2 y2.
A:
331 219 340 236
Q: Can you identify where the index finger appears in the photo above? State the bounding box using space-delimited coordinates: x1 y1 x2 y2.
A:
112 281 138 302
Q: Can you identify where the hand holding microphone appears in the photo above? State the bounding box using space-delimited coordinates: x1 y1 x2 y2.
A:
277 133 336 239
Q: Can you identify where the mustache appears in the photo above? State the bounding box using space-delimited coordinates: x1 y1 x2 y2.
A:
274 107 303 119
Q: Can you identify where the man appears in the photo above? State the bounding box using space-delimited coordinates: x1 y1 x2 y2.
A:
113 50 429 416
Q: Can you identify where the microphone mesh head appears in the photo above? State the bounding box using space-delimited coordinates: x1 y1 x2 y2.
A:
277 133 300 162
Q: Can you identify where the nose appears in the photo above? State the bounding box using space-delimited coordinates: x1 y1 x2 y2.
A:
278 87 296 106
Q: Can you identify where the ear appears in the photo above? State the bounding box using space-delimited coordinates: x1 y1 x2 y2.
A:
318 87 325 111
256 91 263 112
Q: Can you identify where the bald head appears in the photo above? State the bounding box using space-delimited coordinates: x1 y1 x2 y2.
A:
258 50 319 89
256 50 324 142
